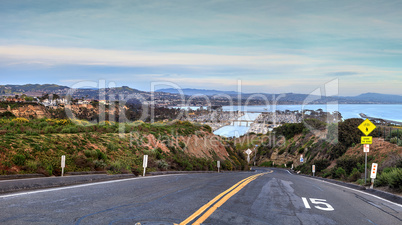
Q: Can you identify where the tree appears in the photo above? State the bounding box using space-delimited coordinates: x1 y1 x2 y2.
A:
338 118 363 148
53 94 60 100
0 111 16 118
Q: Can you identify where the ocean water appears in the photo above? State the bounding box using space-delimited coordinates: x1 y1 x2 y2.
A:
214 112 261 137
213 104 402 137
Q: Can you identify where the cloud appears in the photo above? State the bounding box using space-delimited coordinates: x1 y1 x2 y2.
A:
326 71 360 76
0 45 322 68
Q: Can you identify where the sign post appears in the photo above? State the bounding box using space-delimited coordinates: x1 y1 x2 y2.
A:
143 155 148 177
358 119 376 184
300 155 304 163
217 160 220 173
245 149 252 164
312 165 316 176
61 155 66 177
370 163 378 189
363 144 369 184
253 145 258 166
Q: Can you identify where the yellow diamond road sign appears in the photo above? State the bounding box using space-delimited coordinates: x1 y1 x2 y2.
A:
358 119 376 136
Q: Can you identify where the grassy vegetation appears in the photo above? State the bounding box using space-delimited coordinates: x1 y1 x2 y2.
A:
0 118 211 136
375 168 402 191
263 118 402 192
0 118 245 176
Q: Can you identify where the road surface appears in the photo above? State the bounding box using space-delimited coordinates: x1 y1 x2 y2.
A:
0 168 401 224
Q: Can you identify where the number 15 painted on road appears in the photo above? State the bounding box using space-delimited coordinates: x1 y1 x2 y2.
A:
301 197 334 211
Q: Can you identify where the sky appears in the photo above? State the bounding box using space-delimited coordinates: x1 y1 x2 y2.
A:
0 0 402 96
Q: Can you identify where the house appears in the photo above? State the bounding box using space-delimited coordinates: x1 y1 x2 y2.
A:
6 97 26 103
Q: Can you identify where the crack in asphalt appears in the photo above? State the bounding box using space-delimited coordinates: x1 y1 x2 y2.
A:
276 179 304 225
354 193 402 222
75 174 250 224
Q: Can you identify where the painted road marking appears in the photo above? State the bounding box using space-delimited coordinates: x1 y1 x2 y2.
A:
0 174 184 199
302 197 311 209
178 174 259 225
179 171 272 225
302 197 334 211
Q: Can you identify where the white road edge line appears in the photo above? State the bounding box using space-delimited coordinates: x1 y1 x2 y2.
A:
0 174 117 183
0 174 184 199
305 176 402 208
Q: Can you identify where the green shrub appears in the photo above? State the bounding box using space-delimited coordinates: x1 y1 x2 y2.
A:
93 160 107 170
334 167 346 179
298 148 304 154
61 128 70 133
179 141 186 149
39 121 48 128
108 161 123 173
84 150 92 158
274 123 305 139
203 125 212 133
107 143 118 152
390 137 399 144
348 168 362 182
157 160 169 170
356 179 365 185
96 149 107 160
303 118 326 130
260 161 273 167
375 168 402 191
46 164 53 176
12 154 26 166
336 156 363 175
387 130 402 139
0 111 16 118
25 160 39 172
322 172 331 178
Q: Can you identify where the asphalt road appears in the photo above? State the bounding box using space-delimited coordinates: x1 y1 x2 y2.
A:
0 168 401 225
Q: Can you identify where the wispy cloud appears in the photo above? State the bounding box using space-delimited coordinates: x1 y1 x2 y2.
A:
1 1 402 95
327 71 360 76
0 45 323 68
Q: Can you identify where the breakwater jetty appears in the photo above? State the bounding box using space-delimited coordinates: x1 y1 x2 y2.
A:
359 113 402 125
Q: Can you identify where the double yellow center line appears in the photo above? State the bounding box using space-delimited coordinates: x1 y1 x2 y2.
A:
178 171 271 225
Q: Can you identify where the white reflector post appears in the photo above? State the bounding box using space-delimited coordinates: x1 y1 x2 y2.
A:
61 155 66 177
143 155 148 176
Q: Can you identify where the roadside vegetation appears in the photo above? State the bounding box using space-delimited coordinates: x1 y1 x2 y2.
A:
256 118 402 192
0 117 247 176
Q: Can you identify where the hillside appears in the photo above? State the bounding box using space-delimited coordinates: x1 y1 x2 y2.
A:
0 119 247 176
157 88 241 96
253 118 402 191
2 84 402 104
345 93 402 104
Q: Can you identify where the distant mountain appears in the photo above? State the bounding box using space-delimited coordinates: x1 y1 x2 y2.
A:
0 84 69 92
0 84 145 100
157 88 402 104
344 93 402 103
157 88 242 96
1 84 401 104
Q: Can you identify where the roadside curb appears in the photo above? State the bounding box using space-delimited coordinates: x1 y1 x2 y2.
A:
0 174 46 180
295 171 402 205
0 174 136 194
